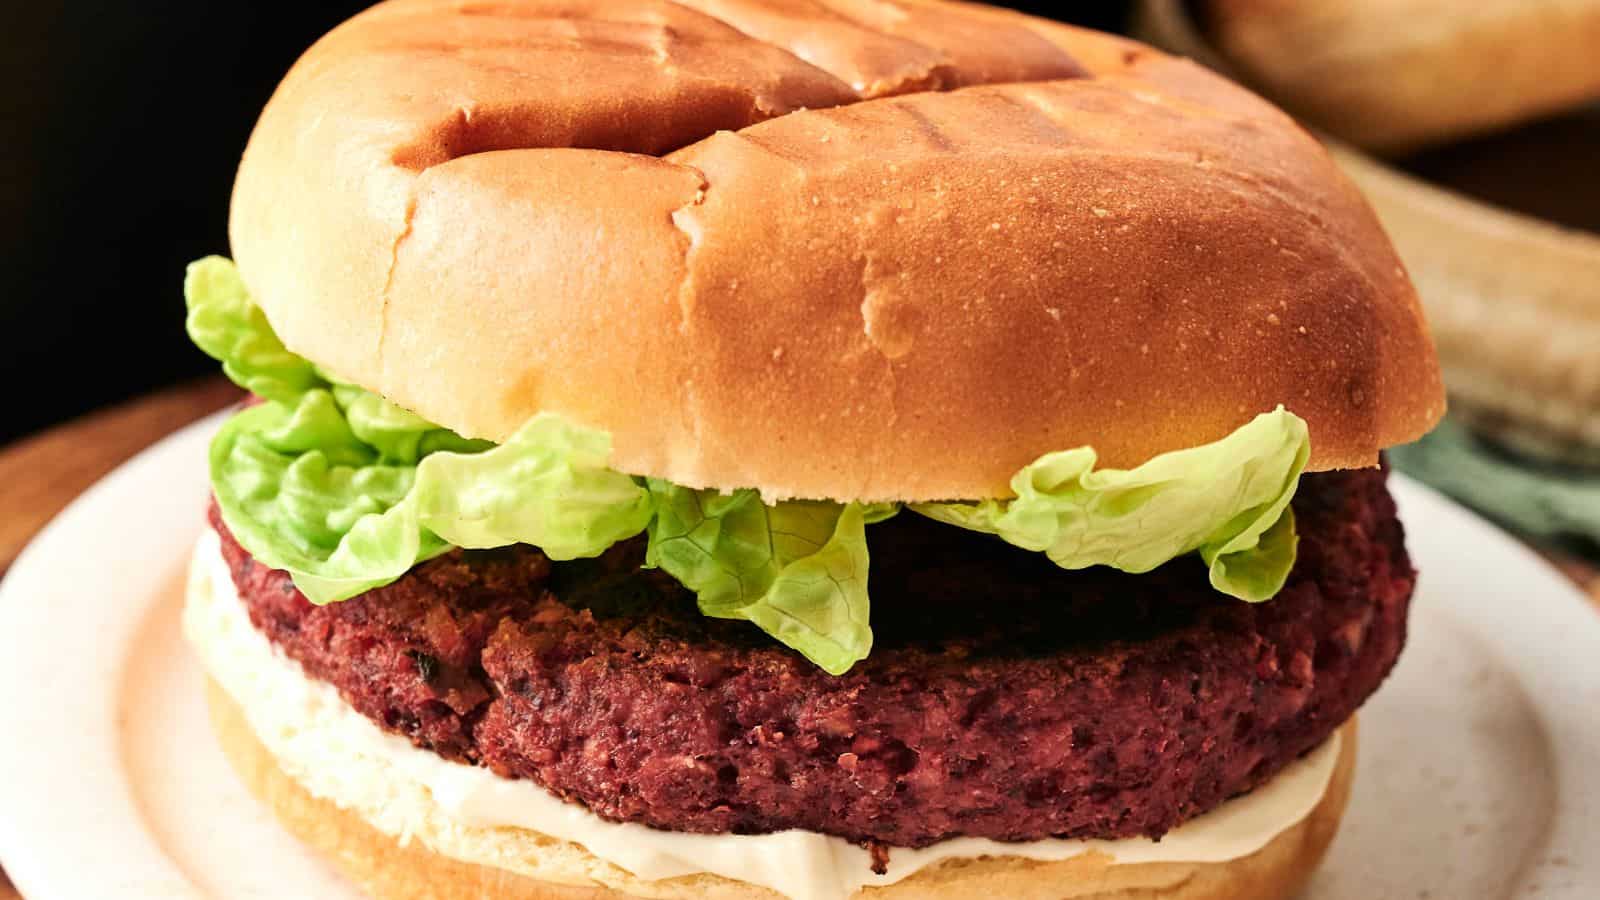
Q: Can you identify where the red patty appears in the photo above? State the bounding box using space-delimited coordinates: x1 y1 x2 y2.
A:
213 466 1412 850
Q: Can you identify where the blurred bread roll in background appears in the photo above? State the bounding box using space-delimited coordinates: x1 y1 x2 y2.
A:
1193 0 1600 152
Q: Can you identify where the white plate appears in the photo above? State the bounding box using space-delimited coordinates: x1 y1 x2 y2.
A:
0 416 1596 899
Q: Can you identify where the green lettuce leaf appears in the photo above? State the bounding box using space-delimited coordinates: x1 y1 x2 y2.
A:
330 382 491 463
213 403 655 605
644 482 897 674
408 413 654 558
188 255 652 605
914 409 1310 601
184 256 321 405
209 393 448 603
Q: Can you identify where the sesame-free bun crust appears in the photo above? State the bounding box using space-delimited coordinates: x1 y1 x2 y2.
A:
230 0 1444 502
207 678 1356 900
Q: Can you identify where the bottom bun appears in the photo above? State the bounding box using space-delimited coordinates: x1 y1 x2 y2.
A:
207 679 1355 900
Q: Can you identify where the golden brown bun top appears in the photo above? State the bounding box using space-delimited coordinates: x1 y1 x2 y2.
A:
230 0 1444 502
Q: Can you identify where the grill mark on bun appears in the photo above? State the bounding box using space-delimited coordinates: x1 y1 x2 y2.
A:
376 0 1089 174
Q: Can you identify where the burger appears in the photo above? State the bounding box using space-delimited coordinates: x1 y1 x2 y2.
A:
180 2 1446 899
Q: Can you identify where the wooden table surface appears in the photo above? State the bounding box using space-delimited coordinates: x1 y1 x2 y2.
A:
0 377 1594 899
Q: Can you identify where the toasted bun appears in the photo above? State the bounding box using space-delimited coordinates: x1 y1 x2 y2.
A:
207 677 1356 900
230 0 1443 502
1195 0 1600 152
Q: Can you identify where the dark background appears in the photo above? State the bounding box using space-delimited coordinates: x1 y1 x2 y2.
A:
0 2 1132 445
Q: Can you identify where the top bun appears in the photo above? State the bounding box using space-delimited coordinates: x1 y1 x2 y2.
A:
229 0 1444 502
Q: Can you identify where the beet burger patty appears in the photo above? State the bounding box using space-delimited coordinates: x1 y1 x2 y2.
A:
214 465 1410 854
181 3 1446 898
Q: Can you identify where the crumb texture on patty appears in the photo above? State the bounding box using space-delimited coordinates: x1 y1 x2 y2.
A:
213 466 1412 849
